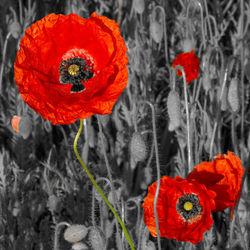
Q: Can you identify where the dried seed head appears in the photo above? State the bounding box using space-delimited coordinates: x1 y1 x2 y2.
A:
130 132 147 163
134 0 144 14
228 78 240 113
167 90 181 130
88 226 106 250
64 224 88 243
47 194 59 212
150 20 163 44
72 242 89 250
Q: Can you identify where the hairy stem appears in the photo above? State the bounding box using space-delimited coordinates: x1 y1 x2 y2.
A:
74 119 134 250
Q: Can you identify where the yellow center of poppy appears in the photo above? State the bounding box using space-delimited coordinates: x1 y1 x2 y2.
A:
68 64 79 76
184 201 193 211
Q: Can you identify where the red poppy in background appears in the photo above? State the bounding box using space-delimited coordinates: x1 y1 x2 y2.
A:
172 50 200 83
14 13 128 125
142 176 215 244
187 151 244 220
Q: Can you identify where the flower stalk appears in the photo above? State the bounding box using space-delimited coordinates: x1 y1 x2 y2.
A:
74 119 134 250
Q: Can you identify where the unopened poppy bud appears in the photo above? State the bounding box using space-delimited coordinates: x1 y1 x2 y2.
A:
167 90 181 130
182 38 195 53
150 20 163 44
88 226 106 250
130 132 147 163
108 187 122 205
47 194 59 212
217 85 228 111
134 0 144 14
64 224 88 243
228 78 240 113
8 21 21 39
72 242 89 250
18 116 32 139
202 72 212 92
146 241 156 250
11 116 21 132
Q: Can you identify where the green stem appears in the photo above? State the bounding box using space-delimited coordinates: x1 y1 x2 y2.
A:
74 119 134 250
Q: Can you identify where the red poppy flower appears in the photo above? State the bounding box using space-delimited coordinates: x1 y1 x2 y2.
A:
14 13 128 125
172 50 200 83
187 151 244 219
142 176 215 244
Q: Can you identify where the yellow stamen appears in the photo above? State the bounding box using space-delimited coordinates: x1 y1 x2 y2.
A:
68 64 79 76
184 201 193 211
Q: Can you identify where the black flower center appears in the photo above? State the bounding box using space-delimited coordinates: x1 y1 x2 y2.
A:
176 193 202 222
58 57 94 93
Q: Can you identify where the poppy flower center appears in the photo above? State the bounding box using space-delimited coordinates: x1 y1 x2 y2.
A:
184 201 193 211
58 57 94 93
68 64 80 76
176 194 202 222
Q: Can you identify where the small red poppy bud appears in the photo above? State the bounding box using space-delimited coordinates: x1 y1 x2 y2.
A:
167 90 181 131
228 78 240 113
130 132 147 163
64 224 88 243
11 116 21 132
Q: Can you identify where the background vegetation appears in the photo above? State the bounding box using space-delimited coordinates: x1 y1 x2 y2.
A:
0 0 249 249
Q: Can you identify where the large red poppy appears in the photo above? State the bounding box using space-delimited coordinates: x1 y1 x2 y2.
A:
172 50 200 83
142 176 215 244
187 151 244 219
14 13 128 125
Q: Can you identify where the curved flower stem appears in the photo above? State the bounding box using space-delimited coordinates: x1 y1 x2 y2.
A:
173 66 192 174
138 100 161 250
53 222 70 250
74 119 134 250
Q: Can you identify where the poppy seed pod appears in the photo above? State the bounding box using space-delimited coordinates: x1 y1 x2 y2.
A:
64 224 88 243
130 132 147 163
228 78 240 113
167 90 181 131
88 226 106 250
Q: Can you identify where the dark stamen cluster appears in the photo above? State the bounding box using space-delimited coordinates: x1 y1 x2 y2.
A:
176 193 202 221
59 57 94 93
